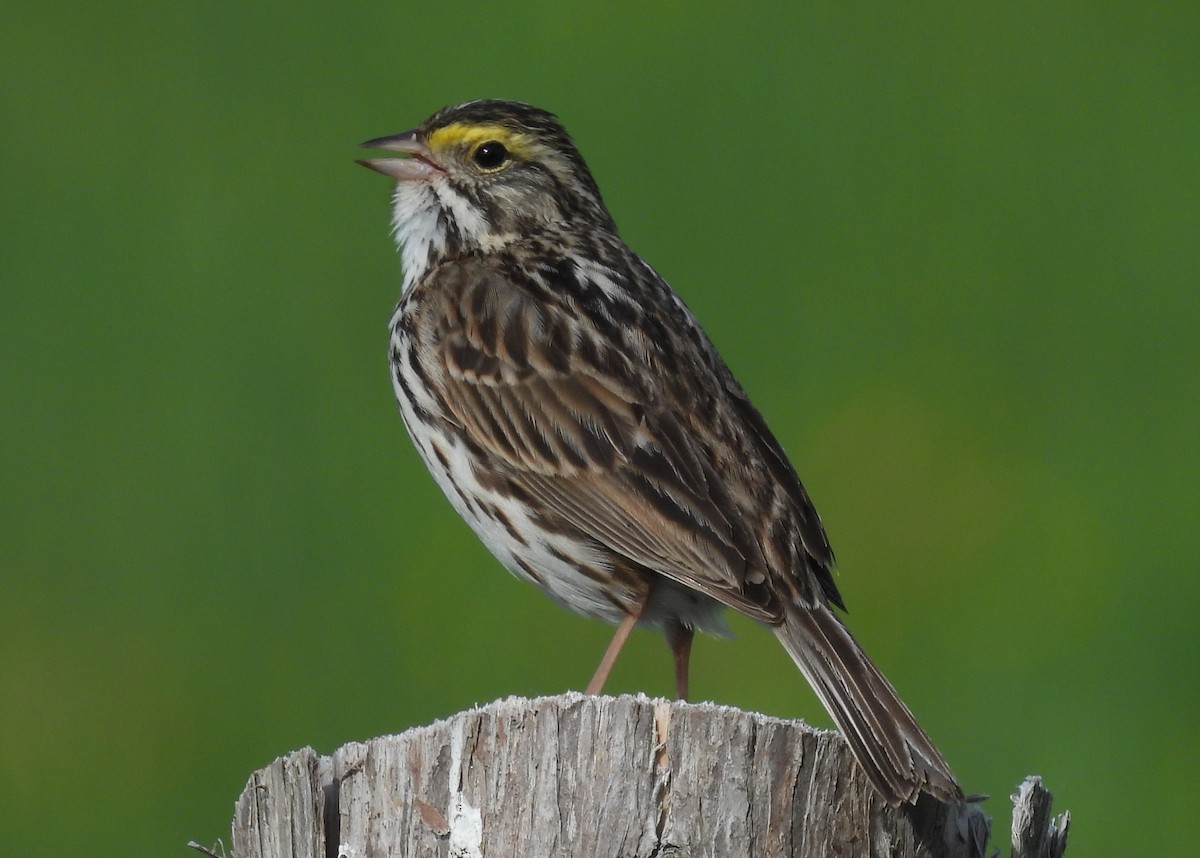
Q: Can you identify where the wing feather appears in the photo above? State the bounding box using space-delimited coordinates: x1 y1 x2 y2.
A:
416 257 801 622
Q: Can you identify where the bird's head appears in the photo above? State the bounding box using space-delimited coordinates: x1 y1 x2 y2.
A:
360 100 616 276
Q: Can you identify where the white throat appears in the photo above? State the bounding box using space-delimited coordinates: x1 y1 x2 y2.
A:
390 182 446 295
390 178 521 295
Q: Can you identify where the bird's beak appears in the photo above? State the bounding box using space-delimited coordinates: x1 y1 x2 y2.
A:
357 130 442 181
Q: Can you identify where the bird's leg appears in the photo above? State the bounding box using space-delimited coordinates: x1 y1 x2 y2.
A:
585 602 644 695
665 620 694 701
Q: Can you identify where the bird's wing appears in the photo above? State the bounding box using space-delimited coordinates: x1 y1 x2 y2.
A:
416 257 821 622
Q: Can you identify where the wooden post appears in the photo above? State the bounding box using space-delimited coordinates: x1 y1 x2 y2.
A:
228 693 1068 858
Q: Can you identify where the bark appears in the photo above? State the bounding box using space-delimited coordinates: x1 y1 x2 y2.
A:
229 693 1067 858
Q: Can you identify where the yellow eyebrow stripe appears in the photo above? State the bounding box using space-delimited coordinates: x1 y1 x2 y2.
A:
427 122 538 159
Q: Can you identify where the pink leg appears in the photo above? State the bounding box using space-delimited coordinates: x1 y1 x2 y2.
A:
666 621 694 701
585 610 641 695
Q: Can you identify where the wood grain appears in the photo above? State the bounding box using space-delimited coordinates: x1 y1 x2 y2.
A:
231 694 1063 858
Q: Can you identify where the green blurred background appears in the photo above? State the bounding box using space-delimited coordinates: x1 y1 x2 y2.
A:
2 3 1196 854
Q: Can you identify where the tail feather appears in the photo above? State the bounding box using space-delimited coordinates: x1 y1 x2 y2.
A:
775 605 963 805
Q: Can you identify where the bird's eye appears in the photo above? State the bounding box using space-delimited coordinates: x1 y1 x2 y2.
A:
472 141 509 171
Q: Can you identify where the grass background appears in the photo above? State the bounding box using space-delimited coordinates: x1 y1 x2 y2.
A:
2 3 1196 854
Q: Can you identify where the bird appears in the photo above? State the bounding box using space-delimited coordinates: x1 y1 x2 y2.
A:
358 99 962 805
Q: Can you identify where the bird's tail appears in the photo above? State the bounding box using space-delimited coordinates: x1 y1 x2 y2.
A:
774 604 962 805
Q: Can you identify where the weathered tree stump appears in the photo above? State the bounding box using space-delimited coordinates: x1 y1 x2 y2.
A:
229 694 1068 857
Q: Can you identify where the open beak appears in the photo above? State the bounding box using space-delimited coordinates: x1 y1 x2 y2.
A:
357 130 442 181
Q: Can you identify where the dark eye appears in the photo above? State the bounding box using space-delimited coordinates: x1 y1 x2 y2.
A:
472 140 509 170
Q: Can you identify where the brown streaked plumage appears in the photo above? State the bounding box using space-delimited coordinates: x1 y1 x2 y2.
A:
360 99 963 805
